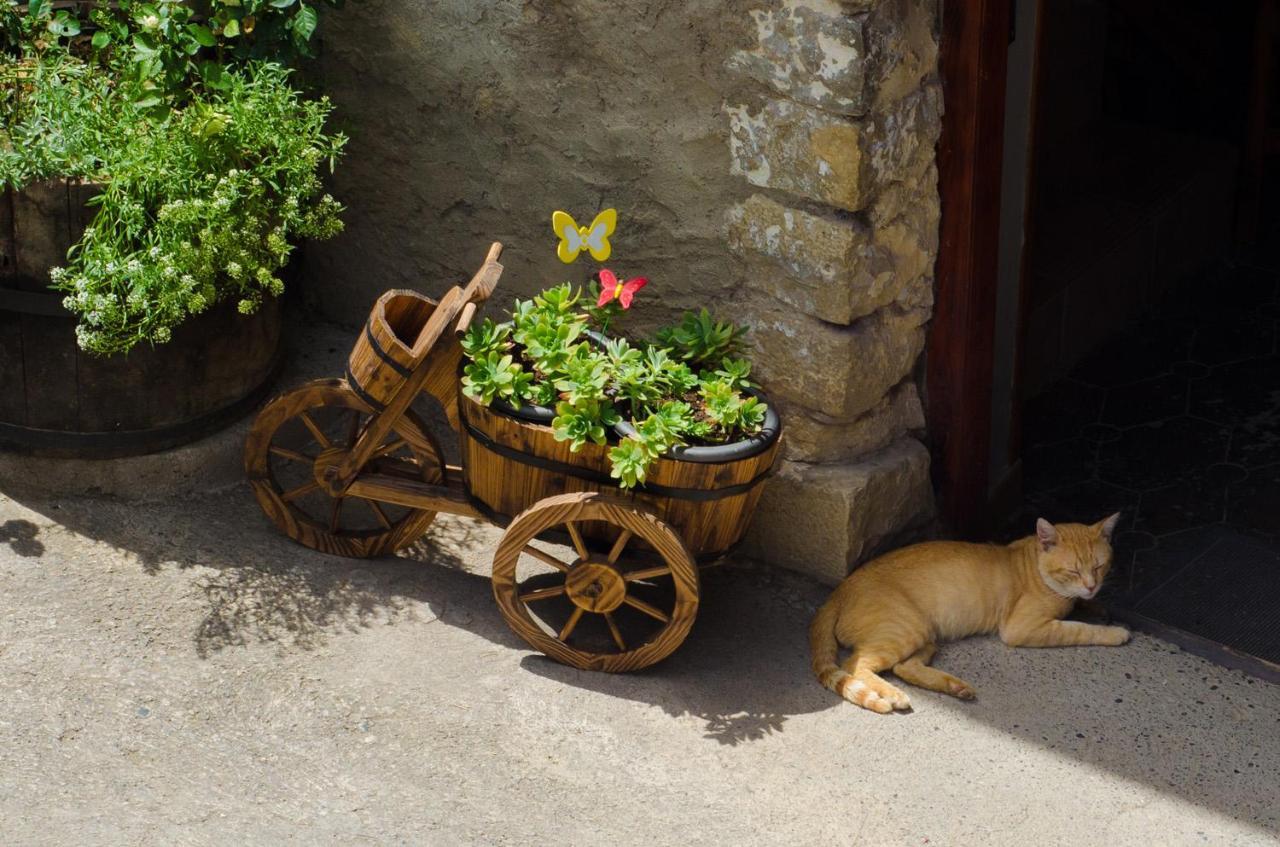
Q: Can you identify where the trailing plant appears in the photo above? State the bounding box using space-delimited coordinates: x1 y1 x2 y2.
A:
459 272 769 488
2 55 347 353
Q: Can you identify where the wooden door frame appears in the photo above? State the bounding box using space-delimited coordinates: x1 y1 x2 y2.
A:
927 0 1013 534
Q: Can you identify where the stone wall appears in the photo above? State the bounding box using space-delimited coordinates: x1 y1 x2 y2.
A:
310 0 940 584
723 0 940 583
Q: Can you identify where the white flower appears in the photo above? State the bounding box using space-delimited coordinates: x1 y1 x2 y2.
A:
141 14 160 29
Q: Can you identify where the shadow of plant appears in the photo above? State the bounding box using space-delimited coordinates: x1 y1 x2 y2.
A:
0 519 43 557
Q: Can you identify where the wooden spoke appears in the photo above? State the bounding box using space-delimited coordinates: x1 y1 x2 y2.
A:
521 544 571 572
604 612 627 651
558 607 584 641
623 565 672 583
623 595 670 624
282 480 320 502
269 445 315 464
364 498 392 529
519 585 566 603
345 409 363 446
371 438 408 460
565 521 589 561
327 498 344 533
298 412 331 449
607 530 633 564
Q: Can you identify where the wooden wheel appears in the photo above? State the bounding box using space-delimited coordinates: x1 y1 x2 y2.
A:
491 492 699 672
245 378 444 557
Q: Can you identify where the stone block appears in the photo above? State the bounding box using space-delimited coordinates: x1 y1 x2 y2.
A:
726 194 896 324
726 85 941 212
744 437 935 584
865 0 939 111
747 296 929 419
780 379 924 463
728 0 938 117
727 98 868 210
729 1 870 116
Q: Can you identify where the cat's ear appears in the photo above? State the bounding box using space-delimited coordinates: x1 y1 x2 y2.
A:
1035 518 1058 551
1096 512 1121 541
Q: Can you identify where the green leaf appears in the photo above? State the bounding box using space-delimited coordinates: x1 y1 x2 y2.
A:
222 17 240 37
26 0 50 21
270 0 298 7
198 61 232 90
90 30 112 49
131 33 160 60
291 4 317 40
47 11 80 37
187 23 217 47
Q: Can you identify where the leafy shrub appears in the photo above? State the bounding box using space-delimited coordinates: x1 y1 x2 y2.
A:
2 56 346 353
3 0 348 107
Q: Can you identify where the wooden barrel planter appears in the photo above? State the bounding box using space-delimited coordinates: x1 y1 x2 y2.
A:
0 180 282 458
458 390 783 559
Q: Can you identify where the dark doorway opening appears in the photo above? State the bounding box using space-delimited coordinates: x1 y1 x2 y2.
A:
1002 0 1280 678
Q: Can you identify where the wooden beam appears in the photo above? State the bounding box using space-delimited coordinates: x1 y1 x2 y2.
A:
928 0 1012 534
346 473 484 520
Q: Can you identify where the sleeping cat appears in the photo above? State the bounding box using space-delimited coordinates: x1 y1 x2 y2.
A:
810 514 1127 713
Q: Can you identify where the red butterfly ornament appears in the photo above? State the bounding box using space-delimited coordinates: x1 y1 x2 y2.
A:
596 268 648 310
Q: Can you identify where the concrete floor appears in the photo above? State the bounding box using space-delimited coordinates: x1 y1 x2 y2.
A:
1 485 1277 846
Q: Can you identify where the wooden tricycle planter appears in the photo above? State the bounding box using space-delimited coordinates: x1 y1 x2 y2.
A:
245 243 782 672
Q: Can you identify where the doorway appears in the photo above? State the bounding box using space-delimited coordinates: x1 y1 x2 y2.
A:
937 0 1280 677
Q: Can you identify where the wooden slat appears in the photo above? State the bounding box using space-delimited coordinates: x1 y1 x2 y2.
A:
344 472 483 519
927 0 1012 534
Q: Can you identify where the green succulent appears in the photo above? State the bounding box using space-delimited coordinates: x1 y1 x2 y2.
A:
552 399 619 451
655 308 748 368
460 317 511 360
608 438 652 488
462 352 532 406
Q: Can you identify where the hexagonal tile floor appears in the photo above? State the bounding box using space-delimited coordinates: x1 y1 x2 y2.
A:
1013 261 1280 673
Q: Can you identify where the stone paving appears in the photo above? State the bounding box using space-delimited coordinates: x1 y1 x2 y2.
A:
1 485 1277 845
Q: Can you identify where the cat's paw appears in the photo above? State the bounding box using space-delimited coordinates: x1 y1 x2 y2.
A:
1100 625 1131 646
947 679 977 700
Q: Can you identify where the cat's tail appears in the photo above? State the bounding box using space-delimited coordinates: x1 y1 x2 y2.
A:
809 599 851 696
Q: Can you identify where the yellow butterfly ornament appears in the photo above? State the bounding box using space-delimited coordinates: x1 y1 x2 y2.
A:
552 208 616 263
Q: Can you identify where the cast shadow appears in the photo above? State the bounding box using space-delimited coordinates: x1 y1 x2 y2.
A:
0 519 43 557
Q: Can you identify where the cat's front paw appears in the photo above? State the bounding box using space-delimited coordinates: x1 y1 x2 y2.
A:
1100 625 1131 646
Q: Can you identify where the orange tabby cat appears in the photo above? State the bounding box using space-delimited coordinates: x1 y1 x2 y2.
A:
810 514 1127 713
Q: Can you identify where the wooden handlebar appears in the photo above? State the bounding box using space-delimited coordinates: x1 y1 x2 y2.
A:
454 302 477 338
410 241 503 354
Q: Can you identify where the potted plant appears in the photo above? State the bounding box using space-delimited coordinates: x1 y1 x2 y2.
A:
457 270 782 557
0 1 347 456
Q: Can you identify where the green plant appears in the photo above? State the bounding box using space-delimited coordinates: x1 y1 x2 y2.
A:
461 281 769 488
5 0 348 107
654 308 748 369
460 317 511 360
0 52 118 186
553 399 619 451
462 351 532 406
3 57 347 353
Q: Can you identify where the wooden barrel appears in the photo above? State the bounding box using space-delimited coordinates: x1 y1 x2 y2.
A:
458 391 782 558
345 289 440 412
0 181 282 458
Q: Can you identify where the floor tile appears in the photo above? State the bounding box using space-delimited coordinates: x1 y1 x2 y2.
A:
1096 416 1230 491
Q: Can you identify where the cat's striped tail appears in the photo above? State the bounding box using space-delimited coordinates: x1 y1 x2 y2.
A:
809 600 851 696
